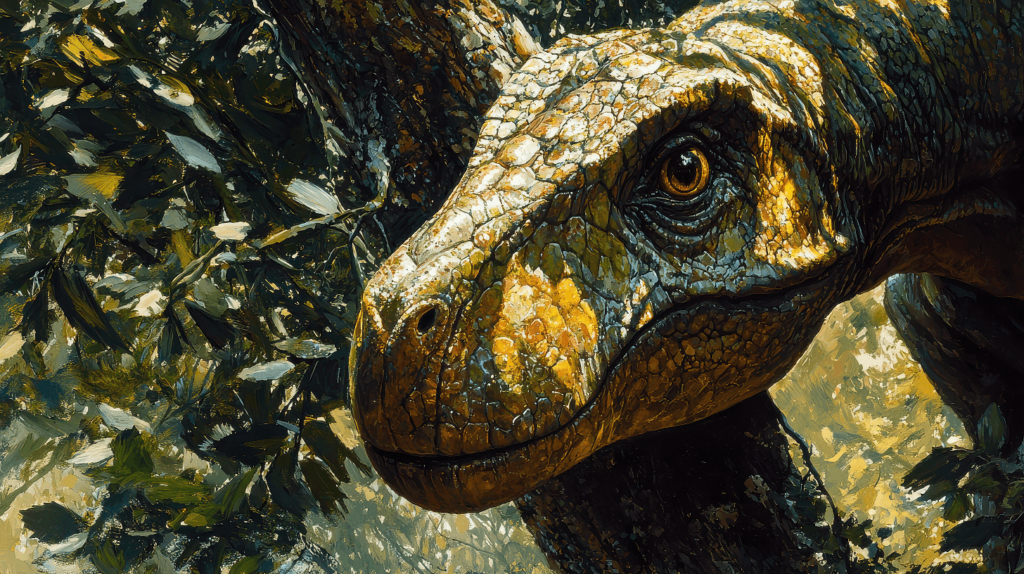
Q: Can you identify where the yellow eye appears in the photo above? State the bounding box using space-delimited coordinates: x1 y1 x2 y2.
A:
658 147 710 198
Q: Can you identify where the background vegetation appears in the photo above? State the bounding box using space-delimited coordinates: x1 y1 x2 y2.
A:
0 0 1018 572
0 0 371 568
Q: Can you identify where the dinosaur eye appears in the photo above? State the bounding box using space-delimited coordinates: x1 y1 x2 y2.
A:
658 147 709 198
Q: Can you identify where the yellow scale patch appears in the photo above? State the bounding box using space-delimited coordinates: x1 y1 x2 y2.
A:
489 250 599 403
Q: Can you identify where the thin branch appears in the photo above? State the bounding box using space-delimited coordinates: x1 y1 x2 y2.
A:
770 399 850 566
348 214 367 290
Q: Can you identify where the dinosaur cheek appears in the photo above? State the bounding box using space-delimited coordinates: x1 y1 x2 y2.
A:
749 143 845 277
488 260 601 415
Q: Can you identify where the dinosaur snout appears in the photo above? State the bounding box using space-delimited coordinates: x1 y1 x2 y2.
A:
350 262 461 456
349 207 477 454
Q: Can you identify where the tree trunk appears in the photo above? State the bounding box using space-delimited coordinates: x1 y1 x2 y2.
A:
266 0 539 242
885 273 1024 455
264 1 828 571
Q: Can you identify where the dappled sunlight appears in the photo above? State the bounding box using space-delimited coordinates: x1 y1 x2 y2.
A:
774 286 970 570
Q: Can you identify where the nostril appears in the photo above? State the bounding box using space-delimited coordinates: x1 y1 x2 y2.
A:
417 307 438 335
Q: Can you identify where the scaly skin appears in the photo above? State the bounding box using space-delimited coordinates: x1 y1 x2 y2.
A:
350 0 1024 512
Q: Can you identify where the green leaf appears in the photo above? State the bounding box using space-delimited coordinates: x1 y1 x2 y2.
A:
302 419 369 482
301 354 349 403
940 516 1004 551
274 338 337 360
266 451 315 518
139 475 211 504
170 468 256 530
843 518 873 549
0 256 52 293
902 447 975 491
183 300 235 349
234 380 278 424
157 310 188 363
235 307 275 356
228 554 264 574
212 424 288 467
921 479 958 502
942 490 971 522
300 457 347 515
210 467 257 518
166 132 221 173
109 427 154 478
93 540 127 574
1004 479 1024 509
248 475 268 511
20 286 51 342
977 403 1007 452
20 502 84 543
962 463 1007 498
51 269 129 351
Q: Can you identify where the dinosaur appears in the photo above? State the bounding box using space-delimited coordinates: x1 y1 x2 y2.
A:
349 0 1024 530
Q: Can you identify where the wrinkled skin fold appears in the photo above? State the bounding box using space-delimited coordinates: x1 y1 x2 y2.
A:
350 0 1024 512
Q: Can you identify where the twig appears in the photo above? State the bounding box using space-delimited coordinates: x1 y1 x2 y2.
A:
348 215 367 290
170 239 224 292
372 212 391 254
770 400 844 541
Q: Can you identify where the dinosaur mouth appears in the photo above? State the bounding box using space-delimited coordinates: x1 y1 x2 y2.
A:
363 367 610 512
364 261 848 513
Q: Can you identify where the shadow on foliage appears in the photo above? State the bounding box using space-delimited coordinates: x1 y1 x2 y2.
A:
0 0 380 569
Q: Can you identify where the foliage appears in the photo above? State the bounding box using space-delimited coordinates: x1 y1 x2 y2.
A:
0 0 712 571
498 0 699 47
0 0 381 569
777 413 907 574
899 403 1024 574
787 401 1024 574
772 289 977 571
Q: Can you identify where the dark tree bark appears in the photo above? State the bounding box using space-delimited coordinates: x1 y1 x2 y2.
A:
266 0 539 242
884 272 1024 572
263 1 827 571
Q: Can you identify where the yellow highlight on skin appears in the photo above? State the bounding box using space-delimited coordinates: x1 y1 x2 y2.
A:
491 257 599 402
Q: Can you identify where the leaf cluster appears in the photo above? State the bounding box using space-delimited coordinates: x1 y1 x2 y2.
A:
896 404 1024 574
780 441 908 573
0 0 385 570
794 403 1022 574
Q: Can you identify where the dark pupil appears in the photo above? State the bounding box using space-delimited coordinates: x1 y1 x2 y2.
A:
669 152 700 188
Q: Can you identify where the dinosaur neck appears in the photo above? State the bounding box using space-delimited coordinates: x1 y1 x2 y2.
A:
516 393 824 574
801 0 1024 299
831 0 1024 217
861 165 1024 300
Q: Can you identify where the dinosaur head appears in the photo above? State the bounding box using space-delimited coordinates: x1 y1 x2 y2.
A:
350 16 859 512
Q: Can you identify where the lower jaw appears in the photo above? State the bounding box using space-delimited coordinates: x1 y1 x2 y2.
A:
364 371 790 513
362 352 783 512
364 441 561 513
362 389 618 512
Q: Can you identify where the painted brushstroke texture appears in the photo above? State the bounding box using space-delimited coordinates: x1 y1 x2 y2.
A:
0 289 965 572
